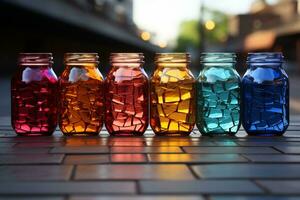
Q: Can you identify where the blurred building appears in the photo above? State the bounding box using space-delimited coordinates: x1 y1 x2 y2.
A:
227 0 300 73
0 0 161 75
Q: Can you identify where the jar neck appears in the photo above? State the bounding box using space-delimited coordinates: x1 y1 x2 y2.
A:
19 53 53 66
110 53 144 68
247 52 283 68
64 53 99 68
155 53 190 68
201 53 236 68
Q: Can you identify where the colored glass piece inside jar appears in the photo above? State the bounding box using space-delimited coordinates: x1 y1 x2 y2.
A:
11 53 58 136
196 53 241 135
105 53 149 136
59 53 104 136
242 52 289 136
150 53 196 136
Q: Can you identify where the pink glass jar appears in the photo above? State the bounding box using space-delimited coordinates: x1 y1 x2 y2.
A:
11 53 58 136
105 53 149 136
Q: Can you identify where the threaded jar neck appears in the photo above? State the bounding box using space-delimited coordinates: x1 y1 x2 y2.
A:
201 53 236 63
19 53 53 66
155 53 190 63
247 52 283 63
110 53 144 63
64 53 99 64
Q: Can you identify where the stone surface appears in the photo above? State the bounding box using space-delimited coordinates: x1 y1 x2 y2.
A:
75 164 195 180
0 116 299 198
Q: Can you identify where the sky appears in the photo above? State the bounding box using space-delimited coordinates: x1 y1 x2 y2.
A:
133 0 279 46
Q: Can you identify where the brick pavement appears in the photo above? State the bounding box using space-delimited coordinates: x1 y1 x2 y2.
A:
0 117 300 199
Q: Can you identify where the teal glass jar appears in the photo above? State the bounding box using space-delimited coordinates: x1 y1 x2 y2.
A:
196 53 241 135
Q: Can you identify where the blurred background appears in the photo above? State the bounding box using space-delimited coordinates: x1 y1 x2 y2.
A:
0 0 299 117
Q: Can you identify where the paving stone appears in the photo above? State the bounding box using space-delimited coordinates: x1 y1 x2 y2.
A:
148 154 247 163
65 138 109 146
69 196 204 200
273 146 300 154
210 196 300 200
0 154 64 164
0 181 135 195
139 180 263 194
110 141 146 146
64 155 109 164
111 146 182 153
182 147 280 154
15 142 64 147
237 141 300 146
0 165 73 181
50 147 109 154
146 141 216 146
0 197 64 200
110 154 147 162
0 147 50 154
192 164 300 178
257 180 300 194
244 154 300 162
213 141 239 146
75 164 195 180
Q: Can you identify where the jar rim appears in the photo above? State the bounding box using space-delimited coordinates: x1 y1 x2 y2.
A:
19 53 53 65
201 52 236 63
110 53 144 63
155 53 190 63
64 53 99 64
247 52 283 63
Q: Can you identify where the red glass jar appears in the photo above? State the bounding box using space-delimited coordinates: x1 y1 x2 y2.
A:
11 53 58 136
105 53 149 136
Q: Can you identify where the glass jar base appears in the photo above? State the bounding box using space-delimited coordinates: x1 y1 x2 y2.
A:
62 132 100 137
15 132 54 136
246 132 284 136
109 131 145 137
155 131 191 137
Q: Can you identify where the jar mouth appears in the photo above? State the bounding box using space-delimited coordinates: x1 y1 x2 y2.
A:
19 53 53 65
247 52 283 63
201 52 236 63
110 53 144 63
155 53 190 63
64 53 99 64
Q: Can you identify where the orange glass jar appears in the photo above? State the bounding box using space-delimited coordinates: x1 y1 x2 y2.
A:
59 53 104 136
150 53 196 136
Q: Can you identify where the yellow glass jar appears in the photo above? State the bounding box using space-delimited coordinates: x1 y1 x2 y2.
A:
150 53 196 136
59 53 104 136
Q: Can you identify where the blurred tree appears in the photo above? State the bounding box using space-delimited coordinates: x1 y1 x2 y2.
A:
175 20 200 52
174 7 228 51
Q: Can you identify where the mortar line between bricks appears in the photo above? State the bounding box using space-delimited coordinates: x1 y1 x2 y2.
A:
252 179 271 194
239 153 252 162
187 164 201 179
270 146 285 154
70 165 77 180
179 146 187 153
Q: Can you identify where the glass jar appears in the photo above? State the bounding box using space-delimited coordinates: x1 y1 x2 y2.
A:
11 53 58 136
242 52 289 136
150 53 196 136
105 53 148 136
59 53 104 136
196 53 241 135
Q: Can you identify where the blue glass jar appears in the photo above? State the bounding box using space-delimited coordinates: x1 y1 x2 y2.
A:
196 53 241 135
242 53 289 136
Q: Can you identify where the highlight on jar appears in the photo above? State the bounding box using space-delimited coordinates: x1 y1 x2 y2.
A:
59 53 105 136
105 53 149 136
11 53 59 136
150 53 196 136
